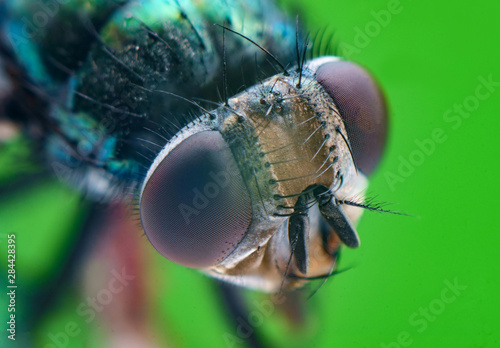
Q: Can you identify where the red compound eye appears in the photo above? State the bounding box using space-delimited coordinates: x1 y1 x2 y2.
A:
140 131 252 268
316 60 388 175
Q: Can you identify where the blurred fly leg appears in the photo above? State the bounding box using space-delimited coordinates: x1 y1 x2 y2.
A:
217 281 265 348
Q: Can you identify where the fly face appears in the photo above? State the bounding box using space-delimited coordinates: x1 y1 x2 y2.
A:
139 56 387 292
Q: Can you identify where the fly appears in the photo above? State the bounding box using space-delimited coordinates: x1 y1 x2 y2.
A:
139 55 388 292
0 0 388 293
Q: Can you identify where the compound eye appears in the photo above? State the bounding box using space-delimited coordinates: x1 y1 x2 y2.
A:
140 131 252 268
316 60 388 175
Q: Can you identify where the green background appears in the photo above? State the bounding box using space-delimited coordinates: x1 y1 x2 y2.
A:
1 0 499 347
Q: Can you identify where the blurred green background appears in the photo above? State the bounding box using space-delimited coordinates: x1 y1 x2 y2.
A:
1 0 499 347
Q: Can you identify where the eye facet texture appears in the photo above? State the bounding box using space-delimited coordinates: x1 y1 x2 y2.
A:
316 61 388 175
140 131 252 268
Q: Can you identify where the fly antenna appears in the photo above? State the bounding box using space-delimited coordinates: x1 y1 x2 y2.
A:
336 198 410 216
